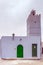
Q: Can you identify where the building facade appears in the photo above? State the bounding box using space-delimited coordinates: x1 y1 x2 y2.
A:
0 10 41 59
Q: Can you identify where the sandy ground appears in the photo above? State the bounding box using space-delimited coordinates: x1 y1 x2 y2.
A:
0 59 43 65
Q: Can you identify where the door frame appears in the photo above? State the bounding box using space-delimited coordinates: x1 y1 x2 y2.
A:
32 44 37 57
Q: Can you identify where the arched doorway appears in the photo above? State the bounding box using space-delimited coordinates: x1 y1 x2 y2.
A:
17 44 23 58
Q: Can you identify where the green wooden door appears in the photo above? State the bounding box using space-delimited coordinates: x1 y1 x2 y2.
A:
32 44 37 57
17 45 23 58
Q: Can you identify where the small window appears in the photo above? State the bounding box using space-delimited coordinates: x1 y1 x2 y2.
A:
34 21 36 23
19 38 22 41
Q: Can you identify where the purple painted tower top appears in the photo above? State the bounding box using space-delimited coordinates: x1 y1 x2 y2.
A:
27 10 41 36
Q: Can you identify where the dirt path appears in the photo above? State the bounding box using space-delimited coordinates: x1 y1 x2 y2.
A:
0 59 43 65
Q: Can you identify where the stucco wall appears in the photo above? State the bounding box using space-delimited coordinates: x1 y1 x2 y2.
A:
1 36 41 59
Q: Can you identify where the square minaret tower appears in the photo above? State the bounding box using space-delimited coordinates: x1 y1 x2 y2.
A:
27 10 41 36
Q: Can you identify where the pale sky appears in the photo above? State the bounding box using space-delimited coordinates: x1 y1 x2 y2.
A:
0 0 43 41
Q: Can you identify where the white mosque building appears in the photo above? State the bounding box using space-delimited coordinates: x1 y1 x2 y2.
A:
0 10 42 59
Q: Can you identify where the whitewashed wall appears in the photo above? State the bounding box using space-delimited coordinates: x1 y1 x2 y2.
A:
1 36 40 59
